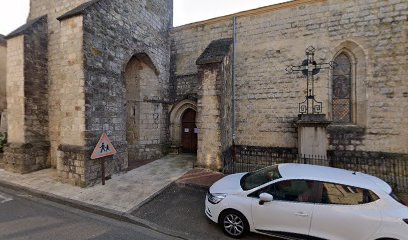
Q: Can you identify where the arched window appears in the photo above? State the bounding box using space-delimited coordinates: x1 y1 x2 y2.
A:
332 53 352 123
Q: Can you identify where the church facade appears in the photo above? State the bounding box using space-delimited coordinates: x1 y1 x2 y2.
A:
0 34 6 131
2 0 407 187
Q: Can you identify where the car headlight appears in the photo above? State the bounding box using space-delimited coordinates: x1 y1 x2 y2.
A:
207 192 227 204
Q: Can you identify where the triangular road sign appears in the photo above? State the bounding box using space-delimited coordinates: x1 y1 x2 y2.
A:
91 132 117 160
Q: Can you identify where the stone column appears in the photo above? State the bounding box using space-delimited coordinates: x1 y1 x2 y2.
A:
196 38 233 171
296 114 331 158
3 16 50 173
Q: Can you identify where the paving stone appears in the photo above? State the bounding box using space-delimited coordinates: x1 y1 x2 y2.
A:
0 154 194 213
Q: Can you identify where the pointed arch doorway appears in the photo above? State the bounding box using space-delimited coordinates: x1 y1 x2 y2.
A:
181 108 197 153
169 99 198 154
124 52 161 169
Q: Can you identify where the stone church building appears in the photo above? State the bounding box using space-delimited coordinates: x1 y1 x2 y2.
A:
0 34 6 131
2 0 407 186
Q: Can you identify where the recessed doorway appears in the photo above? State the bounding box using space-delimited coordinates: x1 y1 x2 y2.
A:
181 109 197 153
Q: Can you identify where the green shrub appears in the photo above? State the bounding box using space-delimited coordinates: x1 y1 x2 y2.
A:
0 133 7 153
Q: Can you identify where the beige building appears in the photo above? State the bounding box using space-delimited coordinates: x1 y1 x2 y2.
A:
0 35 6 117
171 0 408 168
2 0 408 187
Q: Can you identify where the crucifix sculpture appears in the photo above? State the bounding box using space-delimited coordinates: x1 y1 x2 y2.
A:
286 46 335 114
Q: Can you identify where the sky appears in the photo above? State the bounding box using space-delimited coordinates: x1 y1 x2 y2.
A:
0 0 288 35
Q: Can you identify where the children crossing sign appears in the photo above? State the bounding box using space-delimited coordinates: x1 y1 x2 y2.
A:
91 132 117 160
91 132 117 186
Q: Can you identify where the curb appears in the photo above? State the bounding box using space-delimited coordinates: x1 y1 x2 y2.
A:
126 169 217 213
125 214 190 240
0 179 189 240
174 181 211 190
126 180 176 214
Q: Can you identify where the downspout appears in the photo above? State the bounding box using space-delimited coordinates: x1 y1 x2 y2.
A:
232 16 237 163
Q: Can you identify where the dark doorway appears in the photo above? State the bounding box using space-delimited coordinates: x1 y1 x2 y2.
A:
181 109 197 153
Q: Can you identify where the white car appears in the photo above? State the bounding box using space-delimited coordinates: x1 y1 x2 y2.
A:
205 163 408 239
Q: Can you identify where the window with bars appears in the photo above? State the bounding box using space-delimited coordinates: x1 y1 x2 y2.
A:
332 53 352 123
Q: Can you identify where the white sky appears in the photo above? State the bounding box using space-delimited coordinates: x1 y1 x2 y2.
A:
0 0 288 35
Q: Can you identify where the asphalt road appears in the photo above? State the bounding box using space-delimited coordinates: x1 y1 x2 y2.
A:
133 183 280 240
0 186 178 240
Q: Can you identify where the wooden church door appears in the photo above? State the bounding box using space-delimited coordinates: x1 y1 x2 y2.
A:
181 109 197 153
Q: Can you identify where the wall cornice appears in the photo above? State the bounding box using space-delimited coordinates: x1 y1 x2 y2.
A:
170 0 326 33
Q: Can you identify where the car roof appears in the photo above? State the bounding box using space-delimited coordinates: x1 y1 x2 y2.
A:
277 163 392 194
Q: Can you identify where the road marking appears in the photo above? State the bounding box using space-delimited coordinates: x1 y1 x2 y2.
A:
17 194 33 198
0 192 13 204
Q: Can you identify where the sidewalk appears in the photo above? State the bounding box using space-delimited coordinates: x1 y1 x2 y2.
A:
0 155 228 239
0 154 195 213
176 168 224 188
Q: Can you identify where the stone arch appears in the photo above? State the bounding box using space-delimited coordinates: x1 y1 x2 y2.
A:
169 99 197 146
122 50 160 77
124 52 162 167
329 40 368 127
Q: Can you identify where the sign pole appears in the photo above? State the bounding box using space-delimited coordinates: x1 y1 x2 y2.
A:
101 157 105 185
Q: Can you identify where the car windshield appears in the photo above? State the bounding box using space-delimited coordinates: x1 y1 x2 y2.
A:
240 165 282 191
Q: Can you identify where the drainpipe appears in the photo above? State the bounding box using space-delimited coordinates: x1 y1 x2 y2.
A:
232 16 237 161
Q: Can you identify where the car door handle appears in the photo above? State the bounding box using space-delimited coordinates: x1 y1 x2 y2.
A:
295 212 309 217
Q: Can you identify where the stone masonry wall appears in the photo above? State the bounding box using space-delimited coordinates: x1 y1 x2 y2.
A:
23 17 49 144
5 36 25 143
28 0 91 167
82 0 172 184
125 55 166 164
4 143 49 173
170 22 233 103
220 49 233 156
196 38 233 170
4 16 50 173
172 73 198 101
23 0 172 185
56 15 87 186
0 38 6 113
58 16 86 147
171 0 408 155
196 63 223 170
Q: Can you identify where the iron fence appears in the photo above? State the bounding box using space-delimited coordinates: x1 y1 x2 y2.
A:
223 146 408 192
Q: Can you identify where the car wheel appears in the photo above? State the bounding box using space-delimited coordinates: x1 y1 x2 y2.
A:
220 210 249 238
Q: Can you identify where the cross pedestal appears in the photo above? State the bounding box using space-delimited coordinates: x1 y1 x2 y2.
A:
296 114 331 158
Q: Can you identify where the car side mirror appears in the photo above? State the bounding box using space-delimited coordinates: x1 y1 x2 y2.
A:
259 193 273 205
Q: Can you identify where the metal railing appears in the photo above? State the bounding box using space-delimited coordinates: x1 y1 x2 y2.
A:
223 146 408 192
